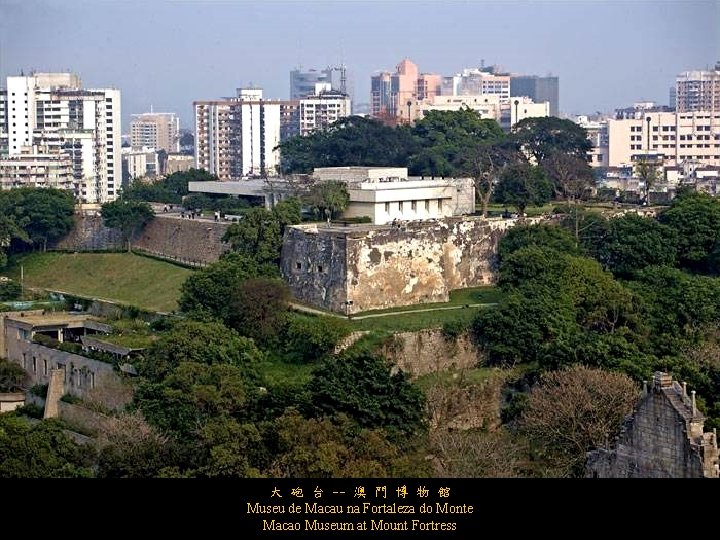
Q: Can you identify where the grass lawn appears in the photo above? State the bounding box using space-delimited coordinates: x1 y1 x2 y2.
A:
3 252 193 313
350 305 482 333
347 286 502 333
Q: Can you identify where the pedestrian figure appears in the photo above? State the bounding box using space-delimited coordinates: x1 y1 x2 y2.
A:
181 210 185 219
163 205 168 213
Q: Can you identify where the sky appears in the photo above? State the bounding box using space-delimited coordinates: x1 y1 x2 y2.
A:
1 0 718 132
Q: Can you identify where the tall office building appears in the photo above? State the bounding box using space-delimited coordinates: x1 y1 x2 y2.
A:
290 68 333 100
443 67 511 102
370 58 442 122
194 88 282 179
130 112 180 153
675 63 720 112
510 75 560 117
0 72 121 202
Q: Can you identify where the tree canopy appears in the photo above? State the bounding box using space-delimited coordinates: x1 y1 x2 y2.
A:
100 199 154 252
511 116 592 164
493 163 553 215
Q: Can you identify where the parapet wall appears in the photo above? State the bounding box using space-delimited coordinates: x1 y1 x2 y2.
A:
281 216 528 314
54 213 230 265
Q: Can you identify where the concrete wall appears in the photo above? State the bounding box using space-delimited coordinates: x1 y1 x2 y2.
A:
0 393 25 413
5 339 119 402
281 217 528 314
53 213 230 265
586 373 719 478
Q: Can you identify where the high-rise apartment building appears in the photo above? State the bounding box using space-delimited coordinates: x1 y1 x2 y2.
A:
675 63 720 112
0 72 121 202
299 84 351 136
194 88 282 179
130 112 180 153
510 75 560 117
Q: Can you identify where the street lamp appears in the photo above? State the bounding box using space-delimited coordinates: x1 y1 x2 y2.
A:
406 100 412 124
513 99 519 128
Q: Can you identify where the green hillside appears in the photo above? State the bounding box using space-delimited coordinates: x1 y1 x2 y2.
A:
4 252 193 313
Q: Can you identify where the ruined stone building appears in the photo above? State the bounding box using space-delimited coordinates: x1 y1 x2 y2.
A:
281 216 529 314
586 372 719 478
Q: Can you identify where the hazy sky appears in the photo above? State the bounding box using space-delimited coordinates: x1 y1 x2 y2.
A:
1 0 718 132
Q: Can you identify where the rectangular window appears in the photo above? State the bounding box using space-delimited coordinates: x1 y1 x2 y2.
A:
296 262 302 270
384 202 390 213
437 199 443 211
317 264 323 273
399 201 404 212
22 353 26 369
411 200 417 211
43 359 47 376
425 200 430 211
32 356 37 373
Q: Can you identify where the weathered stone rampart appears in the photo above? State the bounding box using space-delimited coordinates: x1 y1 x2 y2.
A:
281 216 528 314
53 213 230 265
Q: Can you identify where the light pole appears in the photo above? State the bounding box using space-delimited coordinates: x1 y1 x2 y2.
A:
513 99 519 128
406 100 412 124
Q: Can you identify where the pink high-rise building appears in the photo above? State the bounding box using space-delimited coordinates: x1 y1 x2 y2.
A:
371 58 441 123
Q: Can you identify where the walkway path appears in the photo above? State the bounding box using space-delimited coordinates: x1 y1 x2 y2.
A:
289 301 496 320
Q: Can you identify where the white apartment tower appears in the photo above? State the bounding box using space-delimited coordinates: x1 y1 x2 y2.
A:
130 112 180 153
675 63 720 113
298 83 351 136
1 72 121 203
194 88 282 179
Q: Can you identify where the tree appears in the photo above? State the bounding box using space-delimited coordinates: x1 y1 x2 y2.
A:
226 278 290 347
455 139 523 217
591 213 678 277
137 319 266 383
540 151 595 245
635 157 662 205
410 109 504 177
629 266 720 357
0 358 28 392
222 200 301 267
100 199 154 252
283 314 351 363
511 117 592 164
179 252 276 320
267 410 428 478
520 366 639 477
0 415 94 478
305 181 350 221
307 350 426 438
493 163 553 215
277 116 417 174
0 216 29 268
497 222 581 263
658 191 720 273
96 411 173 478
0 187 74 252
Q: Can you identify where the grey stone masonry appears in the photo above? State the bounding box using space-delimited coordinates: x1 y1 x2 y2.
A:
586 371 719 478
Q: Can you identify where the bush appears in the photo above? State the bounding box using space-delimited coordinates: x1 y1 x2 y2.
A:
441 319 467 340
60 393 82 405
283 315 351 363
0 280 22 301
15 403 44 419
30 384 48 398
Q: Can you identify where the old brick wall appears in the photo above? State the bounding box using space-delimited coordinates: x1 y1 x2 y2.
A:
281 217 529 314
53 214 230 265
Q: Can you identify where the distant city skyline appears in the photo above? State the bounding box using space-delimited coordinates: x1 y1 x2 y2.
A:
1 0 718 131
